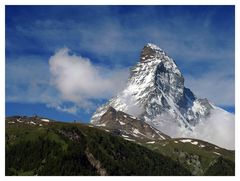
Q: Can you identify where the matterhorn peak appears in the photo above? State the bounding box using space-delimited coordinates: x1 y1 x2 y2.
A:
145 43 163 51
140 43 165 62
91 43 234 149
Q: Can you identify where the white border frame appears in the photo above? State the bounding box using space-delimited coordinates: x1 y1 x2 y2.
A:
1 0 239 180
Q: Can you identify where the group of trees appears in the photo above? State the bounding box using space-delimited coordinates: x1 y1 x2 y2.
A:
6 124 191 176
6 135 97 175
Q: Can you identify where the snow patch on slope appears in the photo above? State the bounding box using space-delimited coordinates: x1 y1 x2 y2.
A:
147 141 155 144
179 139 192 143
213 152 221 156
119 121 126 125
30 121 36 125
41 119 50 122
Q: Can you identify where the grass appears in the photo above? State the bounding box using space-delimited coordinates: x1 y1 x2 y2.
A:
143 138 234 175
6 117 191 176
6 117 234 176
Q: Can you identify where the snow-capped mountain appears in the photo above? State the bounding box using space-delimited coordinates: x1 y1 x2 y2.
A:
91 43 234 149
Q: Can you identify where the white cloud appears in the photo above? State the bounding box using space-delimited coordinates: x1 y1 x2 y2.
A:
6 46 234 117
5 49 129 115
49 48 129 109
46 102 78 115
191 108 235 150
152 108 234 149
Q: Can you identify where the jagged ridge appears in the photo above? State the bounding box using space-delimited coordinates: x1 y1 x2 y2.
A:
96 106 170 142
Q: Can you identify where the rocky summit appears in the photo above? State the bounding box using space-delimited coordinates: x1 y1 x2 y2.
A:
91 43 234 149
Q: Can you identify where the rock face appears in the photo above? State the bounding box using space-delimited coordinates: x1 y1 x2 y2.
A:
96 107 170 141
91 43 234 149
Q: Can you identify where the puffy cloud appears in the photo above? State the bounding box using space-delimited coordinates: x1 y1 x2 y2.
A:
192 108 235 150
152 108 234 149
5 49 129 114
49 48 129 109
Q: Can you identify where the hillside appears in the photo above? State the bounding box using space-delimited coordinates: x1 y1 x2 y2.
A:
6 116 234 176
6 116 191 176
94 107 235 175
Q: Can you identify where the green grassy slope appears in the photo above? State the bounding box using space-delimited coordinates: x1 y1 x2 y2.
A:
6 117 191 176
142 138 234 176
98 124 235 176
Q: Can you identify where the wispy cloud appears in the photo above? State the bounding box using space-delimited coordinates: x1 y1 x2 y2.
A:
6 6 235 116
6 56 51 103
7 6 234 66
185 69 234 106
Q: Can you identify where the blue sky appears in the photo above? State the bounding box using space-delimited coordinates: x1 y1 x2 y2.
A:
6 6 235 122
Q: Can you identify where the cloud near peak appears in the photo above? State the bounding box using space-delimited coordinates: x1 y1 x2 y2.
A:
49 48 129 110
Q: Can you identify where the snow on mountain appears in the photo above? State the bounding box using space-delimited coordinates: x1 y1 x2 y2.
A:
91 43 234 149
